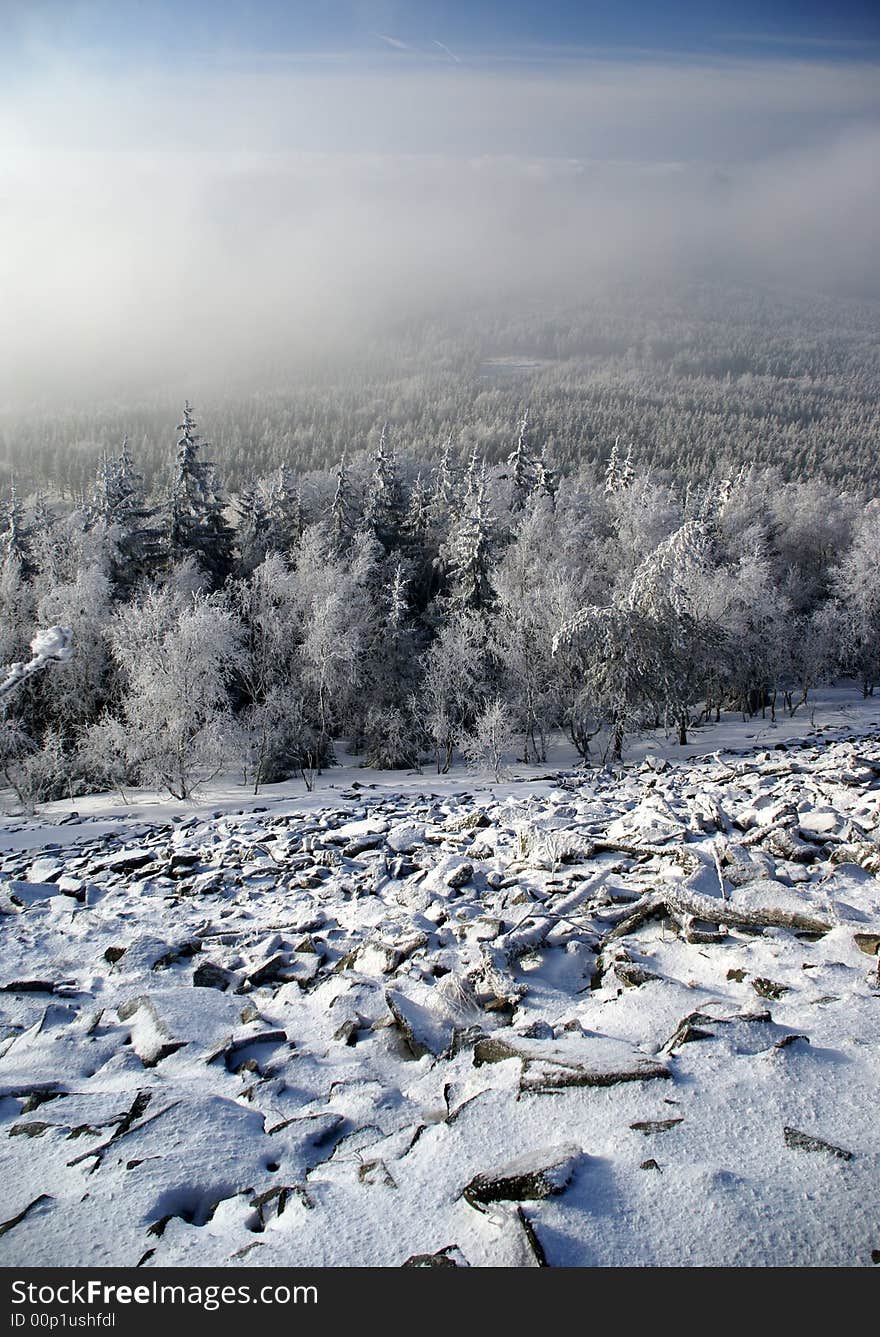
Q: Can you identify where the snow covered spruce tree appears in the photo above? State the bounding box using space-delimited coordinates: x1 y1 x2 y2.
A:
440 454 497 613
328 455 360 556
262 466 304 557
87 439 162 590
232 484 272 578
0 498 43 801
506 410 537 513
363 424 405 554
0 484 36 582
0 626 74 808
399 470 441 611
0 508 35 674
430 435 460 528
164 403 234 589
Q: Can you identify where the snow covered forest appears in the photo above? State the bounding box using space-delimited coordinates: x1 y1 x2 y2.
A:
4 282 880 499
1 363 880 811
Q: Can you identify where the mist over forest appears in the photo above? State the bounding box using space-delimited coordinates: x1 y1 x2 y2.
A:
2 16 879 409
2 276 879 500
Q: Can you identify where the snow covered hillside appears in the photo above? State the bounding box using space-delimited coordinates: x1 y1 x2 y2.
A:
1 710 879 1268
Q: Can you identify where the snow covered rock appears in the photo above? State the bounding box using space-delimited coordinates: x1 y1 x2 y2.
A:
117 989 252 1066
385 823 426 854
462 1144 582 1209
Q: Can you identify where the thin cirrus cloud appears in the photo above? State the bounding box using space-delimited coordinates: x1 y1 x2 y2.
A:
0 47 878 405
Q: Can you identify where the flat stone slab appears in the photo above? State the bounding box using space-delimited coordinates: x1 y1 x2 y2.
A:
463 1144 582 1210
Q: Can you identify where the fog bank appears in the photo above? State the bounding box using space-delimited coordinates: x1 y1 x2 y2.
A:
1 52 878 406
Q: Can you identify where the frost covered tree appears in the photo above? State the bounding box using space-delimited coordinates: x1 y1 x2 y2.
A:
604 439 621 495
534 441 557 505
263 467 303 557
609 473 683 581
554 603 654 761
165 403 233 587
234 470 303 577
89 583 244 799
363 425 405 553
554 521 719 758
27 495 63 587
35 566 112 736
718 548 792 718
492 504 566 762
403 472 431 549
771 478 854 612
0 537 35 671
240 687 319 792
0 627 75 808
231 553 316 790
782 605 836 715
0 484 35 581
430 435 460 526
291 525 368 766
619 446 635 491
625 520 722 743
506 410 535 513
88 439 161 590
328 455 359 555
400 471 440 610
832 505 880 695
355 560 424 769
441 457 496 612
233 484 271 577
459 697 516 781
418 610 492 772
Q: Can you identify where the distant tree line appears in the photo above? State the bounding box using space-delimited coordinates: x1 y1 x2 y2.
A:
2 280 879 499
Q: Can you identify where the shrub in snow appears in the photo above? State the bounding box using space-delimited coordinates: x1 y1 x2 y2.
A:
459 697 516 781
359 703 422 771
0 725 85 811
236 687 320 793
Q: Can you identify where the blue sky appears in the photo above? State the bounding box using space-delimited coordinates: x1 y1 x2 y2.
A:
4 0 880 70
